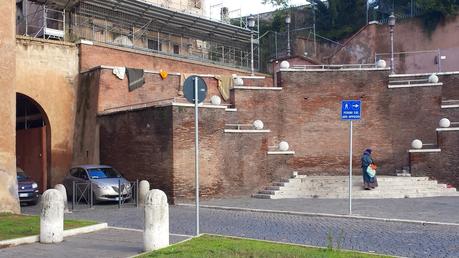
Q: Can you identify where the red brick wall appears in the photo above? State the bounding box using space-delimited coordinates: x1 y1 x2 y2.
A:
98 107 175 201
278 70 442 176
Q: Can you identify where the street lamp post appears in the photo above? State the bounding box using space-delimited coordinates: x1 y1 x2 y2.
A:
285 15 291 57
248 15 256 75
388 13 396 74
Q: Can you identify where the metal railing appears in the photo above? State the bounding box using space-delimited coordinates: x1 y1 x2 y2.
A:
290 63 381 70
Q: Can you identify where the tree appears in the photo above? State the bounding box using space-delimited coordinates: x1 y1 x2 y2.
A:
261 0 289 8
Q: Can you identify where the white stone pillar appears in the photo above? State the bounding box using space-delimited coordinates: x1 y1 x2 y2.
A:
139 180 150 206
40 189 64 243
54 184 69 213
143 189 169 252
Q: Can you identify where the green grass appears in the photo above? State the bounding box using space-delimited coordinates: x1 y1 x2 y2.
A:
0 213 97 241
139 234 391 258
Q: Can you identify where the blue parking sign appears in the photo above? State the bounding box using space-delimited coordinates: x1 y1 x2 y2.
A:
341 100 361 120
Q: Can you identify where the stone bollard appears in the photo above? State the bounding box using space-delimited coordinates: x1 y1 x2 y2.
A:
54 184 70 213
144 189 169 252
40 189 64 244
138 180 150 206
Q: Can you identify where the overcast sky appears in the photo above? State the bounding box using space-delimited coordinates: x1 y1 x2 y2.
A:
206 0 308 19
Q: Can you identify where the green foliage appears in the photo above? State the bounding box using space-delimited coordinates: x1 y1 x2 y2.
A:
262 0 290 8
140 234 392 258
417 0 459 32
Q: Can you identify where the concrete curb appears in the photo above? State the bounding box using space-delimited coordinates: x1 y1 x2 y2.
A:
0 223 108 249
176 203 459 227
128 233 198 258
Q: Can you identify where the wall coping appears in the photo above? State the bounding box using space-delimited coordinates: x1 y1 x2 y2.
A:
280 68 390 72
441 104 459 109
390 71 459 78
267 151 295 155
436 127 459 132
79 40 270 77
16 35 77 48
388 82 443 89
224 129 271 133
233 86 282 91
408 149 441 153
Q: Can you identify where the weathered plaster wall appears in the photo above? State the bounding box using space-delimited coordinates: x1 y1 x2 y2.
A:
331 16 459 73
0 0 20 213
16 37 79 186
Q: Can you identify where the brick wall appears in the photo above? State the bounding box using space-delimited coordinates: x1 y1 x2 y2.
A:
98 107 175 200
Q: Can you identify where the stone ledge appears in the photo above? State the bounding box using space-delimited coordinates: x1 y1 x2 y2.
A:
267 151 295 155
436 127 459 131
232 86 282 91
408 149 441 153
224 129 271 133
388 83 443 88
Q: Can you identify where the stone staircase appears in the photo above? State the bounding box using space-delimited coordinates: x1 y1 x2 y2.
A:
253 175 459 199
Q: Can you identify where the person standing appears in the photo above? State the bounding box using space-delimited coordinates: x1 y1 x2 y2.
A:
361 148 378 190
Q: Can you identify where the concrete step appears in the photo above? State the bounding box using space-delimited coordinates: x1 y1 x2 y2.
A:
254 175 457 199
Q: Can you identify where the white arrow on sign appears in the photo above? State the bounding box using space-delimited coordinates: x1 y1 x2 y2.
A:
352 104 359 108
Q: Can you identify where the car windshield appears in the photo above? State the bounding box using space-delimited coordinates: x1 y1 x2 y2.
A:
87 167 121 179
17 171 28 180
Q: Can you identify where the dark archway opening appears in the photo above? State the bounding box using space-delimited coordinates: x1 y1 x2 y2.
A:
16 93 51 193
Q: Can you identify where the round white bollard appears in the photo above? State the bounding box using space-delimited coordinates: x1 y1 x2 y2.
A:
280 60 290 69
411 139 423 149
428 74 439 83
210 95 222 105
376 59 387 68
279 141 290 151
253 120 264 130
144 189 169 252
439 118 451 128
234 77 244 86
54 184 69 213
40 189 64 244
138 180 150 206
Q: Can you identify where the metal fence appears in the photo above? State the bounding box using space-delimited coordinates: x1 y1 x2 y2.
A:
71 179 139 211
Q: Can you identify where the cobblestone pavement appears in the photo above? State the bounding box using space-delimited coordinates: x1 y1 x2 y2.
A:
0 228 189 258
21 204 459 258
180 196 459 224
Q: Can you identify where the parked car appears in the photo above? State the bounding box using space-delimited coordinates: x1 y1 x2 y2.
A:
17 167 39 205
63 165 132 203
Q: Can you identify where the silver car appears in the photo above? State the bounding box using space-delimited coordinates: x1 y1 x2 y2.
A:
63 165 132 202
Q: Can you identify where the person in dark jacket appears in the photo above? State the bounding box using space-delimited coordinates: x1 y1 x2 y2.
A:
361 148 378 190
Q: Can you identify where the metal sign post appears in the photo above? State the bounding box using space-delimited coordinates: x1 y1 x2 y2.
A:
341 100 361 215
183 76 208 236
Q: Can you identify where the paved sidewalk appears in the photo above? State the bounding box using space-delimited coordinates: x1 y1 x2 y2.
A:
0 228 189 258
179 196 459 224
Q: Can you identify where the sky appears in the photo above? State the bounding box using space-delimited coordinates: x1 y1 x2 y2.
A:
206 0 309 19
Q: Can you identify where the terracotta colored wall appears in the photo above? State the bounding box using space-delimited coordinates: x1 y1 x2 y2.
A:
331 16 459 73
0 0 20 213
16 37 79 187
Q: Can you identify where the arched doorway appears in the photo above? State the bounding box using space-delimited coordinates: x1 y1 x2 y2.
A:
16 93 51 193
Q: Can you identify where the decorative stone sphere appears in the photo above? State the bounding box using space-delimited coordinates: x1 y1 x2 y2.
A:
234 77 244 86
280 60 290 69
439 118 451 128
376 59 387 68
411 139 423 149
279 141 290 151
210 95 222 105
428 73 439 83
253 120 264 130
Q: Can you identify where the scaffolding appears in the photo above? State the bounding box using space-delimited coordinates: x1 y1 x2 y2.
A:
17 0 65 40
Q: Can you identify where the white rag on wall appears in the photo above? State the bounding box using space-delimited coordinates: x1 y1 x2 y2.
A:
113 67 126 80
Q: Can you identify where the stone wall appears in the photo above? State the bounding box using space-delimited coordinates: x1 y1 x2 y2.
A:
16 37 79 186
0 0 20 213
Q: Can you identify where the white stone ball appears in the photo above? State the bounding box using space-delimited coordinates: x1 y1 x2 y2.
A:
280 60 290 69
279 141 290 151
376 59 386 68
253 120 264 130
411 139 423 149
210 95 221 105
439 118 451 128
428 74 439 83
234 77 244 86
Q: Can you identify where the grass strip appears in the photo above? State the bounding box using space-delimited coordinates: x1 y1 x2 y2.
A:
139 234 391 258
0 213 97 241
